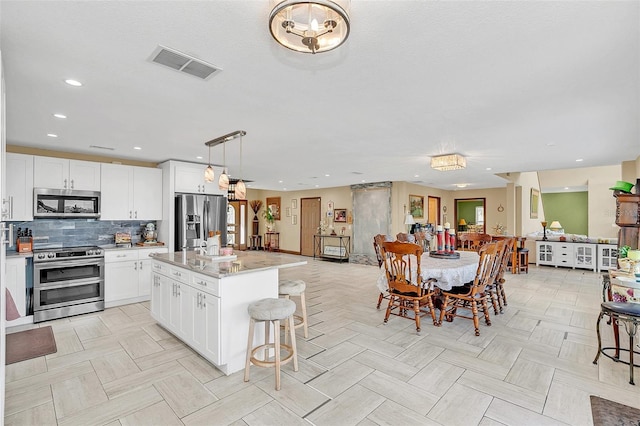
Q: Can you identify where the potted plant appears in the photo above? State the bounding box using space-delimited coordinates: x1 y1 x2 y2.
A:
262 206 275 232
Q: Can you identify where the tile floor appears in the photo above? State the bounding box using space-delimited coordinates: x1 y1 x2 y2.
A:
4 256 640 425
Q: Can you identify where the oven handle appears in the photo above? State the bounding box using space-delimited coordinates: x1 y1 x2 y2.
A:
35 278 105 291
34 258 104 269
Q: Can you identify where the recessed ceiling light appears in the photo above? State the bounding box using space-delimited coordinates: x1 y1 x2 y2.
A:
564 187 569 190
546 142 555 146
64 79 83 87
196 156 203 160
486 167 492 171
278 180 283 183
576 158 583 162
47 133 58 138
133 146 142 150
456 184 468 188
53 113 67 119
325 174 330 177
414 174 419 178
283 188 287 191
315 185 319 188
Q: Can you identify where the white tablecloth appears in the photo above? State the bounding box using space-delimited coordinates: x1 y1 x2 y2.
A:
377 250 480 293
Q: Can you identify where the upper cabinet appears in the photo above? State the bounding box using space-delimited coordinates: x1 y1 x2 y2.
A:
3 153 34 221
174 163 224 195
101 164 163 221
34 157 100 191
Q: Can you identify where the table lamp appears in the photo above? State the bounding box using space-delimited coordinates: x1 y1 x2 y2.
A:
541 221 548 241
549 221 562 231
458 218 467 231
404 213 416 234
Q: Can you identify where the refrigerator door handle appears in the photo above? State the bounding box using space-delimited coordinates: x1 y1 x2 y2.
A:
203 198 211 239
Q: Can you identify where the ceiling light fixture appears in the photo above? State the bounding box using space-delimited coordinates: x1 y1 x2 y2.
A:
430 153 466 171
204 143 215 183
64 79 82 87
204 130 246 197
53 113 66 119
269 0 350 54
47 133 58 138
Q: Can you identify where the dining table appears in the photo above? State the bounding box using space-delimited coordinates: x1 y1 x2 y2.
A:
377 250 480 294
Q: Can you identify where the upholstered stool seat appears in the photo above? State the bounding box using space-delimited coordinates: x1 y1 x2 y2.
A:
279 279 308 340
593 301 640 385
244 298 298 390
517 248 529 274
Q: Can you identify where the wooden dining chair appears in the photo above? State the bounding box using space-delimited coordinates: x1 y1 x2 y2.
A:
413 231 430 253
396 232 415 243
459 233 492 252
491 237 515 313
373 234 390 309
380 241 439 333
439 241 500 336
485 239 507 315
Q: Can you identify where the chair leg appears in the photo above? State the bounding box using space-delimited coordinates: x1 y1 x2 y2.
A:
413 300 421 333
426 295 439 326
274 319 281 391
376 292 384 309
300 291 309 339
244 318 256 382
593 310 605 365
490 289 499 315
471 300 480 336
384 296 394 324
283 294 291 345
288 314 299 372
482 298 492 326
439 296 449 324
499 282 507 309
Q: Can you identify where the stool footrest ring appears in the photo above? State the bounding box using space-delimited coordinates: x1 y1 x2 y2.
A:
249 343 295 368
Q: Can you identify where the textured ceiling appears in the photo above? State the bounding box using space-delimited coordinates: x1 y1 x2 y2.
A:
1 1 638 191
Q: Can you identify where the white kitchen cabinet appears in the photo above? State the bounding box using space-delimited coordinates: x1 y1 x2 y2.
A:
3 153 34 221
34 157 100 191
100 164 162 220
150 258 276 375
536 241 597 271
105 247 168 307
597 244 618 272
174 163 223 195
5 257 27 326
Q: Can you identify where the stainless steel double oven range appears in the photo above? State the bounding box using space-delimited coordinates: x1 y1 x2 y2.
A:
33 246 105 323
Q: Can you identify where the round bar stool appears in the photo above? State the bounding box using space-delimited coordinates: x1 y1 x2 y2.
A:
279 279 309 341
517 248 529 274
244 298 298 391
593 301 640 385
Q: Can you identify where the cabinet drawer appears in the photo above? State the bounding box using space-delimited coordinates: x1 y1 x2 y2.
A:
138 247 168 260
169 267 189 283
151 261 169 275
191 272 220 297
105 250 138 263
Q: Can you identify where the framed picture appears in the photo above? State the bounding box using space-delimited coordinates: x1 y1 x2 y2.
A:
327 201 334 211
530 188 539 219
266 197 281 220
285 207 291 217
334 209 347 222
292 215 297 225
291 199 297 209
409 195 424 219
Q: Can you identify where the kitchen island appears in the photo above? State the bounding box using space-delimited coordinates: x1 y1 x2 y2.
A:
150 250 306 375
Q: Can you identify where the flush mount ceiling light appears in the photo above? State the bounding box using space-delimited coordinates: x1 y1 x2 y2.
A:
269 0 350 54
430 154 466 171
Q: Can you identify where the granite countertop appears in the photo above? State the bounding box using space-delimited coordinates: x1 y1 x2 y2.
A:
151 250 307 278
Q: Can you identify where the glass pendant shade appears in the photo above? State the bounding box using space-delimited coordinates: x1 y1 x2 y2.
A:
235 180 246 200
269 0 350 54
218 170 229 191
204 165 215 183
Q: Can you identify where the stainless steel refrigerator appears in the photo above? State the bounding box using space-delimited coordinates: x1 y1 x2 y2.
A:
175 193 227 251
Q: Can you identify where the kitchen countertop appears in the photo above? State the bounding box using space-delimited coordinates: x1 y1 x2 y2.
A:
150 250 307 279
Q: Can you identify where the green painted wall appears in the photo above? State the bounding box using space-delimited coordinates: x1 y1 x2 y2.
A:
457 200 483 225
541 192 588 235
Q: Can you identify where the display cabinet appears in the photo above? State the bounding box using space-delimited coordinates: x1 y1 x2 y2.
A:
597 244 618 272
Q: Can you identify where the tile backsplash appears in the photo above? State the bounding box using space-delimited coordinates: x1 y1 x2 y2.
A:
7 219 155 250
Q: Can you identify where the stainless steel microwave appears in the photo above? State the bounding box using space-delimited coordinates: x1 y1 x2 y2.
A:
34 188 101 219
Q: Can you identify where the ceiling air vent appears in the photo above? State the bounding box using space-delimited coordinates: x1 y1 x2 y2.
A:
149 45 221 80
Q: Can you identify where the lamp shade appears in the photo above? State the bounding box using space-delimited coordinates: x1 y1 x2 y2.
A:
549 221 562 230
204 165 215 183
404 214 416 225
459 218 467 226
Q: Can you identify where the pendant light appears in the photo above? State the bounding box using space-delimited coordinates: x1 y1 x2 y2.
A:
218 141 229 191
234 134 246 200
204 143 215 183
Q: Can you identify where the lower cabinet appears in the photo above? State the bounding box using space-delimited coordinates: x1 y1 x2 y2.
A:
5 256 27 326
535 241 597 271
150 259 277 375
105 247 168 307
597 244 618 272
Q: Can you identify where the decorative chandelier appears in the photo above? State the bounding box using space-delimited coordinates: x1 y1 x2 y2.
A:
269 0 350 54
430 154 466 171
